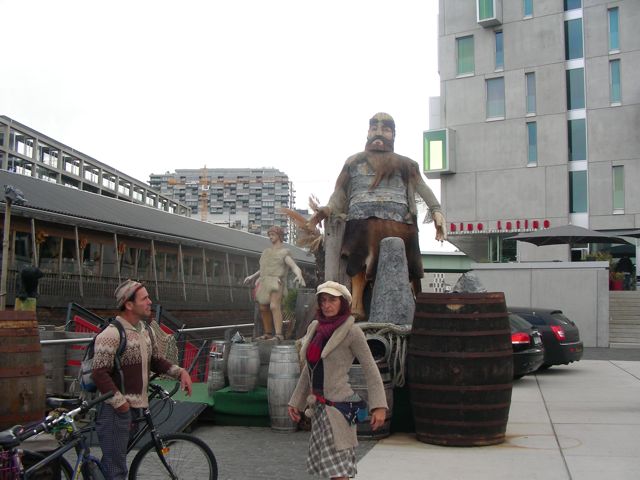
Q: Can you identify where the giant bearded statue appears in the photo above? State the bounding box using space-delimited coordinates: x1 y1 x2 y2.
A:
310 112 446 319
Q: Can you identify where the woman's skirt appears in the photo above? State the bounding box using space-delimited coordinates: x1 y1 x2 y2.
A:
307 403 357 478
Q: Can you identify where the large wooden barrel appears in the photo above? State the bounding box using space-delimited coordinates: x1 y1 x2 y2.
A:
408 292 513 446
267 344 300 432
0 311 46 429
227 343 260 392
348 361 394 440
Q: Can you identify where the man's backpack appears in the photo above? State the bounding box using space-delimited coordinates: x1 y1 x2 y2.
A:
78 319 127 393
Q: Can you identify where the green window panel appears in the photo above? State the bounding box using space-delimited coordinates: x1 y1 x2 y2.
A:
613 165 624 211
568 119 586 161
569 170 588 213
457 36 474 75
527 122 537 165
565 18 583 60
526 72 536 114
564 0 581 11
486 77 505 118
609 8 619 51
610 59 621 104
478 0 494 20
566 68 585 110
495 31 504 69
523 0 533 17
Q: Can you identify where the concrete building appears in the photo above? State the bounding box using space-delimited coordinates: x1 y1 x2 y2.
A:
0 115 190 216
425 0 640 263
150 168 295 238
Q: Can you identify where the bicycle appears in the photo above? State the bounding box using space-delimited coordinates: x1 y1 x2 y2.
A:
124 382 218 479
0 391 114 479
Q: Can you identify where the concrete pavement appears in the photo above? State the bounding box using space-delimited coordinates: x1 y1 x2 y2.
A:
190 353 640 479
357 359 640 480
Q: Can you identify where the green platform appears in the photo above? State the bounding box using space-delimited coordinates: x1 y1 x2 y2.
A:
152 380 270 426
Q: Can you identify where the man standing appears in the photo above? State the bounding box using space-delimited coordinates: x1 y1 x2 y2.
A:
93 279 192 480
244 225 306 340
310 112 447 318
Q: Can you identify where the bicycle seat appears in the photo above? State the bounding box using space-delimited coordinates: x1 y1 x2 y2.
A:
0 426 21 448
46 396 83 409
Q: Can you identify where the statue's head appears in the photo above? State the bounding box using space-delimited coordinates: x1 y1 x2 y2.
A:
267 225 285 242
365 112 395 152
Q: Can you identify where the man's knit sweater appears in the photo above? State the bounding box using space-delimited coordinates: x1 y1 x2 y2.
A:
92 316 183 409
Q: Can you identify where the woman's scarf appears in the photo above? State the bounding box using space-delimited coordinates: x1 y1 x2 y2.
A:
306 300 351 364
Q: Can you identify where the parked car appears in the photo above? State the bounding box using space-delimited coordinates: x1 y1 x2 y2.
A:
509 307 584 369
509 313 545 379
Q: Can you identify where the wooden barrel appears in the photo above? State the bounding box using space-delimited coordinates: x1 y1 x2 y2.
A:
348 361 394 440
38 328 66 395
267 345 300 432
227 343 260 392
408 292 513 447
0 311 46 430
207 354 226 396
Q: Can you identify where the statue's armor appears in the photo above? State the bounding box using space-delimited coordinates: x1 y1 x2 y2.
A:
346 159 411 224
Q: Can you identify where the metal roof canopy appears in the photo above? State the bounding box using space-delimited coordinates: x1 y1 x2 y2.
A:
0 171 314 265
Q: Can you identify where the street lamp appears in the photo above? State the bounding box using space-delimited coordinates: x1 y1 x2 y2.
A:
0 185 26 310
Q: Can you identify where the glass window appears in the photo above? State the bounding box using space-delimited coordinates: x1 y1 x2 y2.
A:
566 68 585 110
565 18 583 60
527 122 537 165
478 0 494 20
486 77 505 119
569 170 588 213
568 119 587 161
525 72 536 114
523 0 533 17
457 36 474 76
564 0 581 11
613 165 624 211
495 31 504 70
610 59 621 104
608 8 619 52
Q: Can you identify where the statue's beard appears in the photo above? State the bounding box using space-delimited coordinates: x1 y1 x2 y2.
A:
365 135 394 152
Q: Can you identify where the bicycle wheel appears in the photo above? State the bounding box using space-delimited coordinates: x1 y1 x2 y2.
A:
22 450 73 480
128 433 217 480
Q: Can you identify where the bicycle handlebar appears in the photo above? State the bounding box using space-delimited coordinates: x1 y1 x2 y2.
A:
18 391 115 441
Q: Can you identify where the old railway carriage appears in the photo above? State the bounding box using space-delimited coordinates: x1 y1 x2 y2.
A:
0 171 315 325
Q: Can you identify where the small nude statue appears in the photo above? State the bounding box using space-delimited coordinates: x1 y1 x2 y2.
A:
244 226 306 340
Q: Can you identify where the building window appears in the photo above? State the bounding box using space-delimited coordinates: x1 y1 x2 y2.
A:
523 0 533 17
566 68 585 110
495 31 504 70
610 59 621 105
608 7 619 52
612 165 624 212
525 72 536 114
564 0 581 11
568 119 586 161
565 18 583 60
489 235 517 263
486 77 505 119
478 0 494 20
457 36 474 76
527 122 537 166
569 170 587 213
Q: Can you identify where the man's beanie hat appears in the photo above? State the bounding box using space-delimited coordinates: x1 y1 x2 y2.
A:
115 279 143 308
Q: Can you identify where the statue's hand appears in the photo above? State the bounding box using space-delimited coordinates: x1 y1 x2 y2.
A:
294 274 306 288
243 276 253 286
433 211 447 242
308 207 330 229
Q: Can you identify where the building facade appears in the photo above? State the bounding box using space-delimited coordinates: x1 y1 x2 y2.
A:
425 0 640 263
0 116 189 216
150 168 295 238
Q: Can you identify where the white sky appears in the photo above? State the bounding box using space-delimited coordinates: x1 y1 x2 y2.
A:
0 0 455 251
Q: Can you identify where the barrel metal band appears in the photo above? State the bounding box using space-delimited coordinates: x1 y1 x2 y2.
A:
414 416 508 427
407 350 513 359
0 327 40 337
411 328 511 337
0 365 46 377
414 312 508 319
411 401 511 411
0 344 42 353
408 383 512 392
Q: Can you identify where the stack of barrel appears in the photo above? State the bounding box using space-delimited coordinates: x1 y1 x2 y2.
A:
407 292 513 447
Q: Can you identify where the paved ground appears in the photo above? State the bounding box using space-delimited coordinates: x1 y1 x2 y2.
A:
186 347 640 480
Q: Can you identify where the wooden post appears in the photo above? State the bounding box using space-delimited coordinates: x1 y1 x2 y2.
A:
30 219 38 267
225 252 233 303
74 226 84 298
178 243 186 301
150 239 159 301
202 247 210 302
113 233 121 283
0 200 13 310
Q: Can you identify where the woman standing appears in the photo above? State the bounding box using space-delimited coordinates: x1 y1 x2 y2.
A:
288 281 388 479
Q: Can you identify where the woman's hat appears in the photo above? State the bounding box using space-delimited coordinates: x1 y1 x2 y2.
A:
316 281 352 305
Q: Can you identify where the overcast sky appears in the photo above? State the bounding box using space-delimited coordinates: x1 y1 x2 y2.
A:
1 0 455 251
